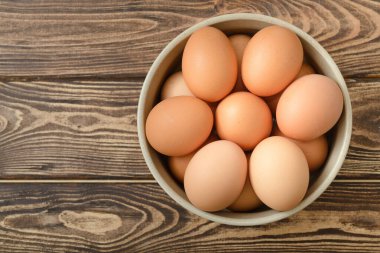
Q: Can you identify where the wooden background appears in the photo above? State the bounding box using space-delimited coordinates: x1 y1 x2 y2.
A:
0 0 379 252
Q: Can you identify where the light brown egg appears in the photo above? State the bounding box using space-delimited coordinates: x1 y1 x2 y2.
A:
182 26 238 102
161 71 194 100
216 92 272 150
184 140 247 212
264 62 315 115
168 154 192 183
295 62 316 79
228 154 262 212
242 25 303 96
272 125 328 171
276 74 344 141
229 34 251 92
250 136 309 211
168 134 218 183
146 96 213 156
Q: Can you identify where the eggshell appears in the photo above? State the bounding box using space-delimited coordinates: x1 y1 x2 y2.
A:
272 125 328 171
161 71 194 100
184 140 247 212
168 134 218 183
229 34 250 92
228 154 262 212
242 25 303 96
146 96 213 156
168 154 192 183
276 74 344 140
264 63 315 114
182 26 238 102
216 92 272 150
250 136 309 211
295 62 316 79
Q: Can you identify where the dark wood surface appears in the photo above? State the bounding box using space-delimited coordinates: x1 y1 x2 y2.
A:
0 0 379 252
0 0 379 78
0 182 379 252
0 78 379 180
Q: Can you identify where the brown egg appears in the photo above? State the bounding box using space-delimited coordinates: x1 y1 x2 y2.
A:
216 92 272 150
228 154 262 212
295 62 316 79
250 136 309 211
242 25 303 96
272 125 328 171
161 71 194 100
168 134 218 183
182 26 238 102
277 74 344 141
229 34 251 92
146 96 213 156
168 154 192 183
184 140 247 212
264 62 316 115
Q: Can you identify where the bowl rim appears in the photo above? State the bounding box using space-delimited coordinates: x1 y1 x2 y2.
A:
137 13 352 226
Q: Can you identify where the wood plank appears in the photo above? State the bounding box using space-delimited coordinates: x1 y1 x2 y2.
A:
0 0 378 79
343 78 380 179
0 182 378 252
0 78 379 180
0 80 145 179
0 78 379 179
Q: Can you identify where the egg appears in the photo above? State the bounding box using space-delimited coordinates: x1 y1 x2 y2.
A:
250 136 309 211
160 71 216 118
168 134 218 183
182 26 238 102
264 62 315 114
229 34 251 92
272 125 328 171
295 62 316 79
228 154 262 212
242 25 303 96
161 71 194 100
146 96 213 156
184 140 247 212
216 92 272 150
277 74 344 140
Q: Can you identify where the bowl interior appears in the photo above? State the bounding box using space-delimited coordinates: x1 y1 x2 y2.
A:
138 14 352 226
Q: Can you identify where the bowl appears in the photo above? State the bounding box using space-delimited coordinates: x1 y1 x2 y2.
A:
137 13 352 226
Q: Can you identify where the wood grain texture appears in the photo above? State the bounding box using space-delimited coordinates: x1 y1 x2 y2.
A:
345 78 380 179
0 78 379 179
0 0 379 79
0 80 145 179
0 182 378 253
0 1 379 251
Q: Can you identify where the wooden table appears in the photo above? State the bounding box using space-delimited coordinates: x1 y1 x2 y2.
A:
0 1 379 252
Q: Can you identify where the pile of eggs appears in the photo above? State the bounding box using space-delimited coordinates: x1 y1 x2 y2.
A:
146 25 343 212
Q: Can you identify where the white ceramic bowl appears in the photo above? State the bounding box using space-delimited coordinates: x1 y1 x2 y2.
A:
137 13 352 226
